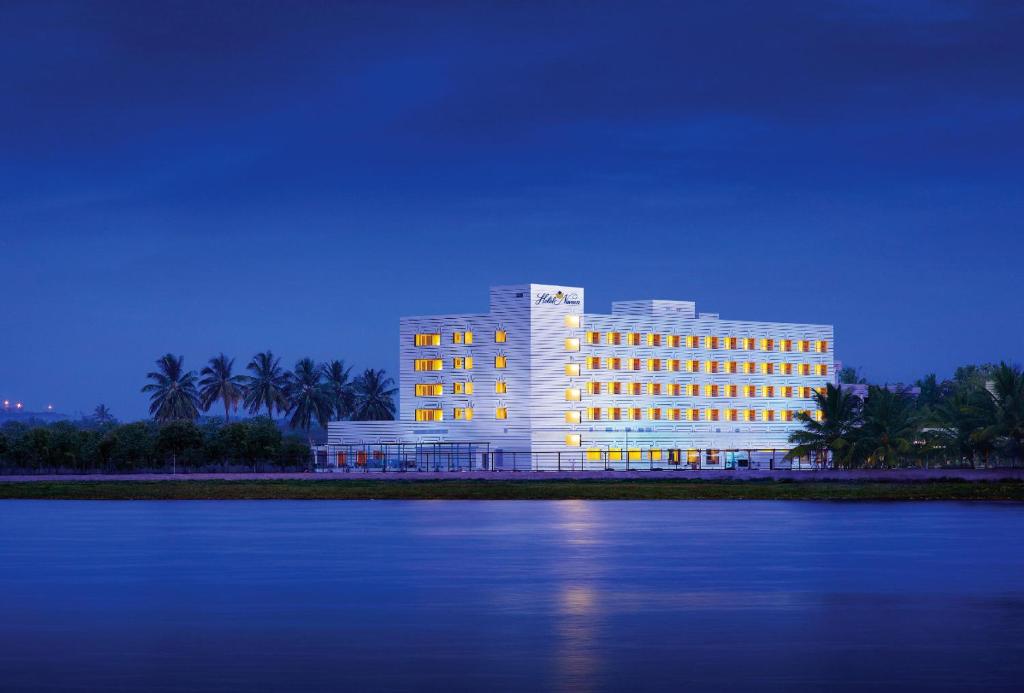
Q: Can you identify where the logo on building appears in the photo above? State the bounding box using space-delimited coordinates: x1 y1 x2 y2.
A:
535 290 580 306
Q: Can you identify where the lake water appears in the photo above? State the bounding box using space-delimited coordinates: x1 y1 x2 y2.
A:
2 501 1023 692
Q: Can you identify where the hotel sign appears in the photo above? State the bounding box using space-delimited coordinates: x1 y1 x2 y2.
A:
535 290 580 306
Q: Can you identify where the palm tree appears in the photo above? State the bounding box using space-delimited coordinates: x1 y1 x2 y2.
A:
243 351 289 421
927 386 996 467
321 360 355 420
853 386 922 467
287 358 331 432
142 354 200 423
92 404 115 425
979 362 1024 464
787 383 862 467
199 354 247 422
352 368 397 421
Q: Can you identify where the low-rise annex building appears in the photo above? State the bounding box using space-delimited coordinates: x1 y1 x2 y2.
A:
323 283 835 470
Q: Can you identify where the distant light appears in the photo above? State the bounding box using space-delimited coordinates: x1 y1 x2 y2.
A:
47 404 54 411
15 402 23 409
2 400 8 408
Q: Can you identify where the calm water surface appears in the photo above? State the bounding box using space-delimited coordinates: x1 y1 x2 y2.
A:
2 500 1023 692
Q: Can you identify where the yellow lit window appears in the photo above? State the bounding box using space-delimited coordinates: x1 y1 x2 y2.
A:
686 335 699 348
668 383 682 396
647 358 662 371
668 408 682 420
453 331 464 344
565 388 581 401
687 359 700 372
607 331 621 345
686 383 700 396
586 448 602 461
414 408 443 422
496 407 508 420
743 385 756 397
760 338 774 351
494 356 506 369
627 333 641 346
725 361 738 374
816 364 828 376
762 385 775 398
798 363 811 376
814 410 824 422
725 409 739 421
565 434 581 447
608 357 621 370
744 361 757 374
816 340 828 353
781 386 793 398
452 331 473 345
565 410 581 423
414 358 443 371
627 358 641 371
780 339 792 352
609 381 623 395
453 356 473 369
669 335 682 348
496 380 507 394
465 357 474 369
495 330 507 343
686 408 700 421
452 381 466 394
565 363 580 377
414 383 443 397
586 407 601 421
781 363 793 375
649 449 662 461
781 410 794 422
464 331 473 345
628 407 642 421
704 360 719 374
647 333 662 347
761 362 774 375
706 408 720 422
704 384 719 397
453 407 473 421
705 336 719 349
586 381 602 395
414 333 441 347
609 408 622 421
465 381 474 394
585 356 602 370
628 448 641 462
609 449 623 462
725 384 738 397
798 386 812 398
725 337 738 350
647 382 662 396
565 338 580 352
564 314 581 328
586 331 601 345
762 409 775 422
628 382 642 395
742 337 755 350
798 340 810 352
667 359 681 372
744 409 757 421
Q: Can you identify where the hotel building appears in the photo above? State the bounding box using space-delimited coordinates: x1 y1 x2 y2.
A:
325 283 834 470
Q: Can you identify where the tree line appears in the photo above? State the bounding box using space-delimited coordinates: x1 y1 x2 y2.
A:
143 351 397 431
790 362 1024 467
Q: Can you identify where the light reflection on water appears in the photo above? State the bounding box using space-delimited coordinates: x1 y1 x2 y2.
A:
1 500 1023 692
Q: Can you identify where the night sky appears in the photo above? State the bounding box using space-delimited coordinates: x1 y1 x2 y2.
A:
2 1 1022 419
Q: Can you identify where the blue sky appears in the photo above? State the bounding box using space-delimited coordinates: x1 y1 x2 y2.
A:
1 0 1022 419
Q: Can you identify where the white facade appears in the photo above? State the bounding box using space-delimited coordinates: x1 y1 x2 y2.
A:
328 283 835 469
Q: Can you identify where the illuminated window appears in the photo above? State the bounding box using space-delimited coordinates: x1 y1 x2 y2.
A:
705 336 719 349
608 449 623 462
565 363 580 377
668 408 682 420
744 409 757 422
647 382 662 396
814 410 824 422
687 359 700 372
628 448 641 462
647 333 662 347
607 331 622 345
565 388 581 401
798 386 812 398
452 381 467 395
762 385 775 398
744 361 757 374
780 339 792 352
453 407 474 421
414 408 443 422
647 407 661 420
781 386 793 398
704 384 720 397
609 381 623 395
465 381 474 395
725 361 738 374
798 340 810 352
565 338 580 352
453 331 463 344
414 359 443 371
565 410 580 423
586 448 602 461
414 333 441 347
564 314 581 328
452 331 474 345
496 407 508 420
760 338 774 351
586 381 602 395
453 356 474 370
685 335 699 348
585 356 602 370
414 383 443 397
762 409 775 422
743 385 756 398
627 358 641 371
609 407 622 420
628 407 642 421
495 330 507 343
798 363 811 376
649 449 662 461
668 335 682 348
496 380 507 394
628 382 642 395
647 358 662 371
494 356 506 369
742 337 755 350
816 364 828 376
704 360 719 374
686 383 700 396
761 362 774 375
586 407 601 421
586 331 601 345
608 357 621 370
724 337 738 350
667 359 681 372
686 408 700 421
725 409 739 421
627 332 641 346
725 384 738 397
781 410 794 422
668 383 682 396
781 363 793 375
706 408 720 421
816 340 828 353
565 434 581 447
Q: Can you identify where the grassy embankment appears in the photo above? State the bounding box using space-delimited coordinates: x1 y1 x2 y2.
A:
1 479 1023 501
